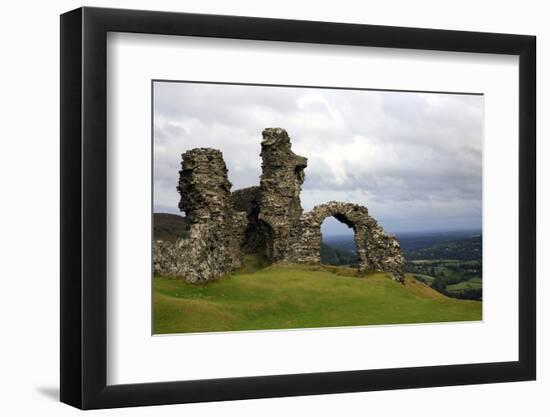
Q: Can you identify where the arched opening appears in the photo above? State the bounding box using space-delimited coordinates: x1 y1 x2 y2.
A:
320 216 358 267
241 218 274 259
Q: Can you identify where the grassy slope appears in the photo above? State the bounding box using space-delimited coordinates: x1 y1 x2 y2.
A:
153 262 482 334
446 278 483 292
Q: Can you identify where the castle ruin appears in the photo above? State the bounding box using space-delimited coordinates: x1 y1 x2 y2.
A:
153 128 405 283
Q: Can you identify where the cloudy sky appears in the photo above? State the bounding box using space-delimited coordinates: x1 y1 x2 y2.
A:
153 81 483 235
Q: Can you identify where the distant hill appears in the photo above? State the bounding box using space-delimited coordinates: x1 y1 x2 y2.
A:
320 242 357 266
324 231 483 261
153 213 188 242
323 231 483 301
403 235 482 261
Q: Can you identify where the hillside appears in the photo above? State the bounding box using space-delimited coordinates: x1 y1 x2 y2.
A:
324 231 483 301
320 242 357 266
153 262 481 334
153 213 188 242
403 234 482 261
403 234 482 300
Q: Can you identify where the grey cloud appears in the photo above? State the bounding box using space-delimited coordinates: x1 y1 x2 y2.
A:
153 81 483 234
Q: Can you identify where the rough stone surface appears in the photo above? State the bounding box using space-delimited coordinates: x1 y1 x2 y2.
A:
153 128 405 282
153 148 247 282
287 201 405 280
258 128 307 261
176 148 232 223
230 186 272 255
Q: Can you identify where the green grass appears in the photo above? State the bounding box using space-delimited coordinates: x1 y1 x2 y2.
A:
411 273 436 283
446 278 483 293
153 262 482 334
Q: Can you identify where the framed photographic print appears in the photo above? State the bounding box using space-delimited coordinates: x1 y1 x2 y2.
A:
60 6 536 409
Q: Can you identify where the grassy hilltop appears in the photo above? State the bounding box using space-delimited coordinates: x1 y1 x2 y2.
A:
153 257 481 334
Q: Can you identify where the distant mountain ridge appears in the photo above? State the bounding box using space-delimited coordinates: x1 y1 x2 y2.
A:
324 231 482 260
153 213 188 242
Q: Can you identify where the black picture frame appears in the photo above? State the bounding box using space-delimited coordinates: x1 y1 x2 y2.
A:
60 6 536 410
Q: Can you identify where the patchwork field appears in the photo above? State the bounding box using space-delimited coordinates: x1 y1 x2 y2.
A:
153 262 482 334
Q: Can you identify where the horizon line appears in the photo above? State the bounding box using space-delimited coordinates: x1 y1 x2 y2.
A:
154 211 481 236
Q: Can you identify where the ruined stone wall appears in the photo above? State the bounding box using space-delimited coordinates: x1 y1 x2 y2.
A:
258 128 307 261
230 186 273 256
287 201 405 281
177 148 232 223
153 148 247 282
358 220 404 280
230 186 261 215
154 128 405 282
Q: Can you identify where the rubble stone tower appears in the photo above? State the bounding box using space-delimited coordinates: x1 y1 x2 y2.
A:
177 148 233 223
258 128 307 261
153 148 246 282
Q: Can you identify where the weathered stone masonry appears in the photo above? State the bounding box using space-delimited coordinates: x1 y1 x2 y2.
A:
287 201 404 276
154 128 405 283
258 128 308 261
153 148 247 283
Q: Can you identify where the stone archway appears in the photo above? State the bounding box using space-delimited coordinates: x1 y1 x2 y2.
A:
287 201 405 280
289 202 369 268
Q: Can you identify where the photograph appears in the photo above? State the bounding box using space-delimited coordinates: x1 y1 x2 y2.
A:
53 4 538 411
152 81 484 335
